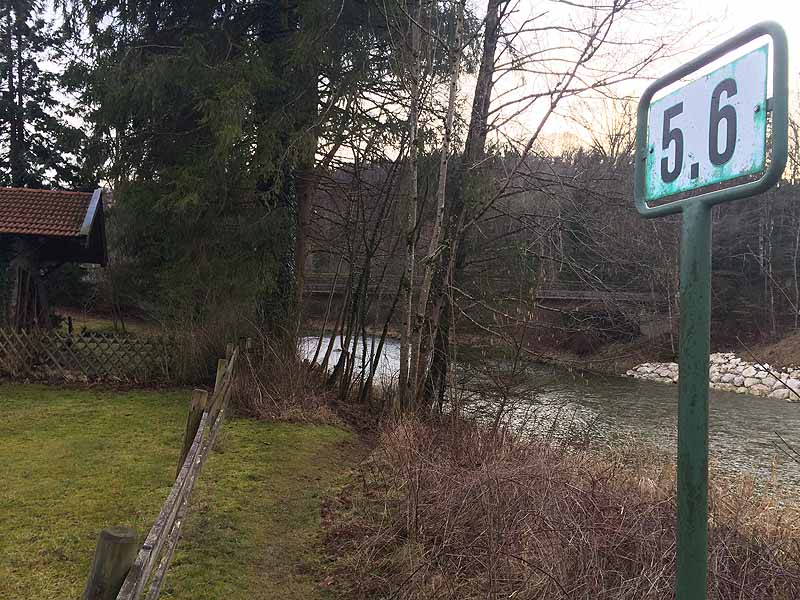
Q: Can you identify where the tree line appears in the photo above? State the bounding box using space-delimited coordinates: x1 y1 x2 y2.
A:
5 0 796 411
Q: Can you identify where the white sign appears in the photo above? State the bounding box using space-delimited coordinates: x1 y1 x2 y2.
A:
645 45 768 202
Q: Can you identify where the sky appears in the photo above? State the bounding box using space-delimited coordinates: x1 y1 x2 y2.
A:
701 0 799 68
495 0 800 152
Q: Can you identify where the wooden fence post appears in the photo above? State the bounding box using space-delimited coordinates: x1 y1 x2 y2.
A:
83 526 138 600
210 358 228 420
225 342 234 360
177 389 208 477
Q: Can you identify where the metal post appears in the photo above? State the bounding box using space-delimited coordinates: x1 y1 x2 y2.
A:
676 201 712 599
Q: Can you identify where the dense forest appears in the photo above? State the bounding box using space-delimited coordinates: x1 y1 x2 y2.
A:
1 0 797 406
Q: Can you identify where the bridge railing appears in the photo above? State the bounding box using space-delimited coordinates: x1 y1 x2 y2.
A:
303 272 653 302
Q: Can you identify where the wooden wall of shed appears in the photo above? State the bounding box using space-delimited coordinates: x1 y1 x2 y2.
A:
7 239 50 330
0 242 11 327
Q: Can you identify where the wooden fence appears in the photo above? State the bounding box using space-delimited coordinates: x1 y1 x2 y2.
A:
0 328 173 383
83 344 240 600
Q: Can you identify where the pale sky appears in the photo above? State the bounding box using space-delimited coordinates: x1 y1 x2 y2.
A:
700 0 799 68
487 0 800 152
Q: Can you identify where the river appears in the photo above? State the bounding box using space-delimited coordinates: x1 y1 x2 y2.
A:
301 335 800 493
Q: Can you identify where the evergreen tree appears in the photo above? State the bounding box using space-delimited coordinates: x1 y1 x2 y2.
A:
0 1 84 187
62 0 403 343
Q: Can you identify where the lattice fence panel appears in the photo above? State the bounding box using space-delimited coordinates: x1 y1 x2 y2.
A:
0 328 175 383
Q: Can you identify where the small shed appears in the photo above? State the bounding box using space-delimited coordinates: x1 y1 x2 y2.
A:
0 187 107 330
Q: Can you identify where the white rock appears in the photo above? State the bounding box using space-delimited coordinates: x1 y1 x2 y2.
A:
720 373 735 384
733 375 744 386
787 378 800 391
762 375 777 388
742 366 757 377
756 370 768 379
770 389 790 400
736 387 748 394
743 377 759 387
750 384 770 396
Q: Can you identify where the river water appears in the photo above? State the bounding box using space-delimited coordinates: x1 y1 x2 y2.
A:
301 335 800 493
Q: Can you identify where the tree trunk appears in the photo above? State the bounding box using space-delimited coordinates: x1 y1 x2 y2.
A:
295 166 316 322
421 0 506 409
411 0 465 410
294 55 320 331
398 0 422 412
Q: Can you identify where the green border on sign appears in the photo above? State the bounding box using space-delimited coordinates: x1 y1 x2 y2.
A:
634 21 788 218
644 44 768 202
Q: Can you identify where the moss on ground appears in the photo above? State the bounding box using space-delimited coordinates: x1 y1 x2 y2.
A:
0 384 353 600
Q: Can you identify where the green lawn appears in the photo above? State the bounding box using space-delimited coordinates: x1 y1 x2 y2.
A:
0 384 353 600
54 308 159 336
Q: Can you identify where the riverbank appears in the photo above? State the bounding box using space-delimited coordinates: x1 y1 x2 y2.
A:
297 333 800 595
620 331 800 400
626 352 800 400
301 319 674 378
301 321 662 377
323 417 800 599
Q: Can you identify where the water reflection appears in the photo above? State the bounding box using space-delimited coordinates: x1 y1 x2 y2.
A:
301 335 800 492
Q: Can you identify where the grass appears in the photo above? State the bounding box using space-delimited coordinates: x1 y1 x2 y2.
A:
0 384 354 600
54 308 159 336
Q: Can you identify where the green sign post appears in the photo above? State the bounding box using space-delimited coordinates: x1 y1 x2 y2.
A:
634 21 788 600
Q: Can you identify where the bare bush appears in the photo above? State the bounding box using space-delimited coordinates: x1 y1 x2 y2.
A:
229 333 339 424
326 418 800 599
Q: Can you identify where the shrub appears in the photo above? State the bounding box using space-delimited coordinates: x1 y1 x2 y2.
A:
326 418 800 599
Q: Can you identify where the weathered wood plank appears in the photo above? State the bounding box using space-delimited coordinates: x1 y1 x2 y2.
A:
142 469 195 600
116 412 208 600
177 390 208 478
84 346 238 600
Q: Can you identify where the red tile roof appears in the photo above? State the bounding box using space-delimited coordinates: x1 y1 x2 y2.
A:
0 187 94 238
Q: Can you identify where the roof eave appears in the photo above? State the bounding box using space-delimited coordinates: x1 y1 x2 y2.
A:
79 188 102 239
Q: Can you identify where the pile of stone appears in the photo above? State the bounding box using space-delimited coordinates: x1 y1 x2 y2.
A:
625 352 800 401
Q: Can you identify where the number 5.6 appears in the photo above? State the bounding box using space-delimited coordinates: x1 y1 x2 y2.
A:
660 78 739 184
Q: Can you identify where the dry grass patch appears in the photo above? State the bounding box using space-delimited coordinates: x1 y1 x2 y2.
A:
325 418 800 599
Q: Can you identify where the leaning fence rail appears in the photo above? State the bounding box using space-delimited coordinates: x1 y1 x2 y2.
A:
83 344 239 600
